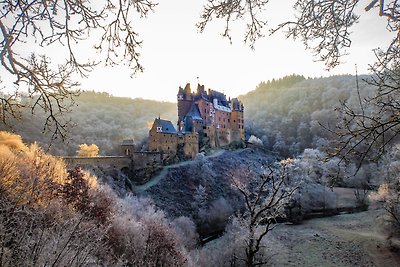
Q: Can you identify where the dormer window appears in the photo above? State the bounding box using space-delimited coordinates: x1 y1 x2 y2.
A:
178 95 183 100
156 126 162 132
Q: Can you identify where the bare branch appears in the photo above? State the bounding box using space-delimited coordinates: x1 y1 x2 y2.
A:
331 50 400 171
197 0 269 48
271 0 360 69
0 0 156 140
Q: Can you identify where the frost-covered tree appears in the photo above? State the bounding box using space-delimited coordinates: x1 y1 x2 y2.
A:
77 143 99 157
370 144 400 234
229 159 298 266
248 135 263 146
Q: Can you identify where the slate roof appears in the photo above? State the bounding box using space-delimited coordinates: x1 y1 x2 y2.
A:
183 116 194 132
186 104 203 121
153 118 177 134
209 90 230 107
231 98 242 110
193 93 209 101
121 139 135 146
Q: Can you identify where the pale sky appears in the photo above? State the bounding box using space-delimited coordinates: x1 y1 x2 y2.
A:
2 1 394 103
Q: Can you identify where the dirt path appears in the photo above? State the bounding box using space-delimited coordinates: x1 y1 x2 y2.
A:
266 209 400 266
135 149 226 191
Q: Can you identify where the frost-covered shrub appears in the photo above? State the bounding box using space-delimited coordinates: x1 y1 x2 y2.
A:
248 135 263 146
197 197 233 236
106 196 193 266
295 183 337 211
198 217 247 267
370 183 390 202
172 216 199 250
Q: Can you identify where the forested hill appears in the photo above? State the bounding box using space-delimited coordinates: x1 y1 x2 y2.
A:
0 91 176 156
1 75 375 158
240 74 374 157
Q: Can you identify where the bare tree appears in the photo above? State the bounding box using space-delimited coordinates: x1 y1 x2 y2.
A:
333 61 400 170
230 159 298 267
198 1 399 69
0 0 156 139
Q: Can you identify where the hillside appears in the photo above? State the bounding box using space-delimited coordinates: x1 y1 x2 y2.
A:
135 148 339 237
142 149 275 233
0 91 177 156
240 74 375 157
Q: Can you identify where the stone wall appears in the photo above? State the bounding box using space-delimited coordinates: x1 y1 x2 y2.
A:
62 152 167 170
62 156 132 168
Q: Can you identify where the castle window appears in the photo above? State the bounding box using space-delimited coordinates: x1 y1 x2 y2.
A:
234 120 236 123
157 126 162 132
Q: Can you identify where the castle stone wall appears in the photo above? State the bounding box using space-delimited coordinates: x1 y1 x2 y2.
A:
62 152 166 170
62 156 132 168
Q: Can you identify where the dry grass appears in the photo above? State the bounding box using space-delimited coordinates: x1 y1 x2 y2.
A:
265 204 400 266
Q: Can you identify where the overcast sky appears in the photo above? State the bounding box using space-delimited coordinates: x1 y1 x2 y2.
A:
3 1 394 103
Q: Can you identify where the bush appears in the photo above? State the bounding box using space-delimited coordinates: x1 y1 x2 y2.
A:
0 132 196 266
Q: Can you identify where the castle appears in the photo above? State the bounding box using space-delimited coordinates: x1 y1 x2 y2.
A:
148 83 244 159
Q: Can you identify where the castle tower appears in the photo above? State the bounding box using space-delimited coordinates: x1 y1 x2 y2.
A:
177 83 194 128
230 98 245 141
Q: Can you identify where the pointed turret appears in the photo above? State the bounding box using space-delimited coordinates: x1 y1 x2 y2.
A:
177 86 184 100
184 83 191 99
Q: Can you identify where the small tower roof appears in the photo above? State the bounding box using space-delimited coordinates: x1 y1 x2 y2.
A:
152 118 177 134
121 139 135 146
231 98 243 111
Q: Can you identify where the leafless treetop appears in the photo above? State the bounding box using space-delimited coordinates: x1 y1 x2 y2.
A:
0 0 156 139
